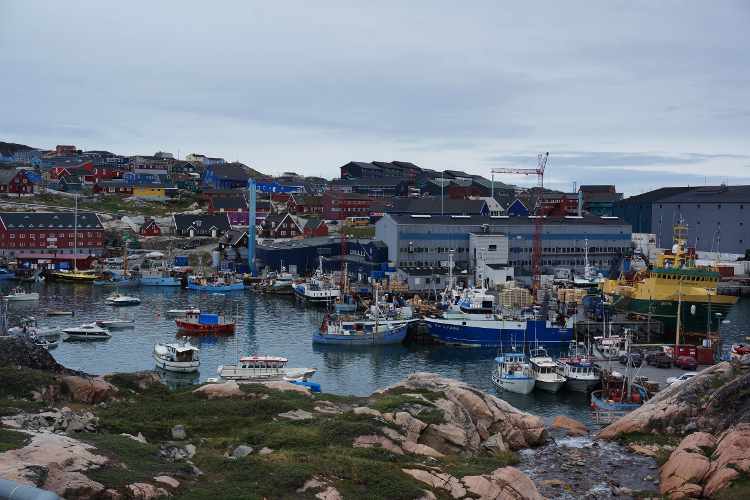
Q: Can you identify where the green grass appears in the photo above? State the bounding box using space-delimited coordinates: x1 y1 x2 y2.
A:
0 367 57 400
343 226 376 239
81 433 190 489
430 454 520 478
0 428 32 453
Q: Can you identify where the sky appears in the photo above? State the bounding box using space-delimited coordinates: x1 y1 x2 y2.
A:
1 1 748 196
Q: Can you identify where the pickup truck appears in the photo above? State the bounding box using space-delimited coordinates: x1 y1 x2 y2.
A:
645 351 673 368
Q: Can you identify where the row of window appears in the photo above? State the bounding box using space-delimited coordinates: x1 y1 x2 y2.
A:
652 274 718 283
400 247 468 254
512 246 626 254
2 232 102 239
6 241 101 248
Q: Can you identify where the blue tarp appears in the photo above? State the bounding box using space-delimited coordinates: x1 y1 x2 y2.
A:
174 256 188 266
199 314 219 325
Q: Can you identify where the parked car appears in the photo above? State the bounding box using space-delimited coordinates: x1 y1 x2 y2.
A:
666 372 697 386
183 241 197 250
645 351 673 368
618 353 642 367
675 356 698 370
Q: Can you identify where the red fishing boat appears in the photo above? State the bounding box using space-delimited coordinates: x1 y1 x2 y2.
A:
175 312 235 332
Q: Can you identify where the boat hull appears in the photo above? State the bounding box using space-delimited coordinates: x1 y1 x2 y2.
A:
93 278 140 287
313 323 407 345
175 319 235 332
50 273 97 283
153 353 200 373
46 310 74 316
534 378 566 393
4 294 40 301
563 377 600 393
187 282 244 292
139 277 182 286
424 318 572 347
605 292 736 336
64 332 111 340
491 372 535 394
292 284 341 304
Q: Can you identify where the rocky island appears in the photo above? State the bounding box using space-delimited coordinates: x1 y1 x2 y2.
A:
0 335 748 500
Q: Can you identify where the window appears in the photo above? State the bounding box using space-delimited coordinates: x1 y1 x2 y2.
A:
9 234 14 238
19 234 24 238
488 245 497 251
60 233 64 237
718 205 721 209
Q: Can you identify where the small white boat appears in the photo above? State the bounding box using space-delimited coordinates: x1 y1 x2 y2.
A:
153 339 200 372
97 319 135 329
491 350 536 394
63 323 111 340
165 307 201 317
529 347 566 393
105 292 141 306
34 338 58 349
209 355 316 383
4 287 40 301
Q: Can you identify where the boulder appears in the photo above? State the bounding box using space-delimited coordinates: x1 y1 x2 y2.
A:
674 432 716 455
482 434 507 455
232 445 254 458
402 469 466 498
58 374 118 404
352 407 382 417
418 424 469 456
401 441 444 457
394 412 427 442
193 383 244 399
462 467 545 500
626 444 657 458
154 476 180 488
127 483 170 500
352 435 403 454
171 425 186 441
702 423 750 497
659 452 710 495
550 415 588 432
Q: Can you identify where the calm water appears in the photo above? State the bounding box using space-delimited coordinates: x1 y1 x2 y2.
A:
6 280 750 425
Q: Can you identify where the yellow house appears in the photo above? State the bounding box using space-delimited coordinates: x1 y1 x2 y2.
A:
133 183 180 201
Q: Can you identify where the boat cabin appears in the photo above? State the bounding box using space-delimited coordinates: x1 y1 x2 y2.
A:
237 356 288 371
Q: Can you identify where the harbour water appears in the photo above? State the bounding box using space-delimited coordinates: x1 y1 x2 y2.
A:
5 280 749 426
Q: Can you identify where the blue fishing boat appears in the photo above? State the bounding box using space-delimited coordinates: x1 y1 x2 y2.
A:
0 268 16 280
187 273 244 292
314 317 407 345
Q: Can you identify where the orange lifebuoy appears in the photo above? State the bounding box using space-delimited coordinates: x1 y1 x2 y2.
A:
667 348 674 356
609 388 618 399
486 313 491 318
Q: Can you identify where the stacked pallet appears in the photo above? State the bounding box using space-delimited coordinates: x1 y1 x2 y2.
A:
501 287 531 308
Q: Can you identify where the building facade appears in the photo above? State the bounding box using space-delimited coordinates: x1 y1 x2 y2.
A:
0 212 105 258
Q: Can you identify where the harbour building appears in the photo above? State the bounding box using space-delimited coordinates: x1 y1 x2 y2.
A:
374 214 633 283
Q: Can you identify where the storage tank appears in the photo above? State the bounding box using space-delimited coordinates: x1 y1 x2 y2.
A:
212 251 220 268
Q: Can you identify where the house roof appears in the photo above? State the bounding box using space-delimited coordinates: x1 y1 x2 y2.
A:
140 220 159 231
619 187 696 204
580 185 615 192
210 197 248 210
219 229 248 246
383 213 630 228
0 211 104 230
657 185 750 204
206 164 250 180
61 175 81 184
392 161 421 172
0 170 19 185
201 188 244 196
53 159 90 169
387 198 487 214
261 212 298 229
372 161 403 171
303 218 326 229
173 214 232 231
585 192 623 203
63 168 91 177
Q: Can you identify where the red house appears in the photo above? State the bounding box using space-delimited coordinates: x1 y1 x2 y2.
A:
258 213 301 240
0 170 35 195
139 218 162 237
51 159 94 180
208 196 248 216
93 181 133 195
0 211 105 259
323 191 373 220
287 195 323 214
303 219 328 237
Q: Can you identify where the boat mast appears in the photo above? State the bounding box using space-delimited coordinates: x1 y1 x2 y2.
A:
675 277 684 345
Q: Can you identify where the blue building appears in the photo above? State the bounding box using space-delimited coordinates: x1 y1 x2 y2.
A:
203 164 249 189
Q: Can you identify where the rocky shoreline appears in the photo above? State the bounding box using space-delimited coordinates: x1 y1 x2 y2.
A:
0 336 749 499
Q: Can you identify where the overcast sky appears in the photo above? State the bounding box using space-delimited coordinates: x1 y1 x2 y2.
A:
1 1 748 196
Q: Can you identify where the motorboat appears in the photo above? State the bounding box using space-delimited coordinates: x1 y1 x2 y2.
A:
105 292 141 306
314 317 407 345
63 323 112 340
556 350 600 392
137 266 182 287
165 307 201 317
292 256 341 305
3 287 39 301
187 272 244 292
210 355 316 383
93 276 140 287
491 350 536 394
529 347 566 393
96 319 135 329
33 338 58 349
49 270 97 283
175 312 235 333
153 339 200 372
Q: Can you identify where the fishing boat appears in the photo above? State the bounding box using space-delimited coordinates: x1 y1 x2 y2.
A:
571 239 604 288
3 287 39 301
165 307 201 317
491 349 536 394
528 347 566 393
0 268 16 280
210 355 316 383
46 309 74 316
105 292 141 306
425 253 573 347
602 221 738 338
137 266 182 287
187 272 244 292
556 349 600 392
93 275 140 287
175 312 235 333
8 316 61 340
292 256 341 305
153 339 200 372
63 323 112 340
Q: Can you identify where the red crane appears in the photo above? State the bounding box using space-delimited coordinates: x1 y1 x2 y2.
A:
339 189 348 286
492 152 548 292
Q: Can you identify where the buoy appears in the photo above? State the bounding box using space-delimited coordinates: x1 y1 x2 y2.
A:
158 312 161 317
590 403 595 408
42 312 46 317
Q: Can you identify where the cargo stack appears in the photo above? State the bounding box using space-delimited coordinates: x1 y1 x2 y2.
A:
501 287 531 308
388 275 408 292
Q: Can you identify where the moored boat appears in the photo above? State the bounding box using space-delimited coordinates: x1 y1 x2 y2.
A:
96 319 135 329
105 292 141 306
292 256 341 305
491 349 536 394
153 339 200 372
175 312 235 333
556 351 600 392
166 307 201 317
63 323 112 340
209 355 316 383
8 316 61 340
314 317 407 345
46 309 74 316
529 347 566 393
187 271 244 292
3 287 39 301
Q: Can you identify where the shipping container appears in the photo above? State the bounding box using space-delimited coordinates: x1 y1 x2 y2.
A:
673 344 697 361
695 347 713 365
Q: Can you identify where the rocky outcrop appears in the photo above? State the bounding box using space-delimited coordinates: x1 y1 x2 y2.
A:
58 374 118 404
597 362 738 440
194 380 314 400
376 373 549 456
0 336 69 374
2 407 99 434
404 466 544 500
